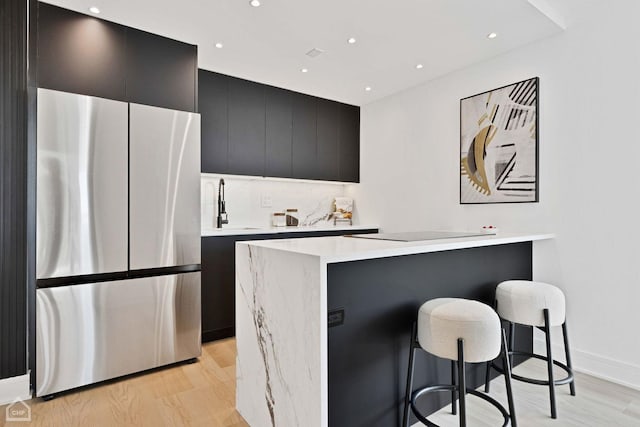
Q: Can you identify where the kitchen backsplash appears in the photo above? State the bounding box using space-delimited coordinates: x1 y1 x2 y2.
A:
201 174 350 230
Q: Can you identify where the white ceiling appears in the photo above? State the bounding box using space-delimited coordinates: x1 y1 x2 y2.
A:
45 0 564 106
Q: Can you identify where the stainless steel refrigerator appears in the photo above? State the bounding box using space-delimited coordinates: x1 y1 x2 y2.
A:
35 88 201 397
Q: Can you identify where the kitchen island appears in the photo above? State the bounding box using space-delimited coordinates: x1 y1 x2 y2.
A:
235 232 553 427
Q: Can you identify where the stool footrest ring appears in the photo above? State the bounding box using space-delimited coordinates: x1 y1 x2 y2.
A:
491 351 574 386
410 384 511 427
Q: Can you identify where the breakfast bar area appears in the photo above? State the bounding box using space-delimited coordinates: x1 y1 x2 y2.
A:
235 232 553 427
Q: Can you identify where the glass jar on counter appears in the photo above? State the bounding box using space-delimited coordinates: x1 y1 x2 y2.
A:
286 209 299 227
272 212 286 227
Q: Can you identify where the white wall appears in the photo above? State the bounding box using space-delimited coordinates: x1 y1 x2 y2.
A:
201 174 348 231
349 0 640 389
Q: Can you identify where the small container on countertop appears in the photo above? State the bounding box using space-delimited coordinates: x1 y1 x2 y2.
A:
272 212 286 227
286 209 299 227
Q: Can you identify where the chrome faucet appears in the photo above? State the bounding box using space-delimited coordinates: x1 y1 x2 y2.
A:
216 179 228 228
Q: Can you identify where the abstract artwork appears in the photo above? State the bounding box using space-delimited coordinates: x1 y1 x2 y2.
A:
460 77 539 204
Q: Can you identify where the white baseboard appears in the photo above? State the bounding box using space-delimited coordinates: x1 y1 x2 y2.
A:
533 337 640 392
0 374 31 406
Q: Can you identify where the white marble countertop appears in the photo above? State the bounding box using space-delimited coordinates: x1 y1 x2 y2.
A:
201 224 379 237
238 231 554 263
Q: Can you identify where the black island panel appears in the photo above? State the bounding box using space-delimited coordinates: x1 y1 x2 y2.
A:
327 242 533 427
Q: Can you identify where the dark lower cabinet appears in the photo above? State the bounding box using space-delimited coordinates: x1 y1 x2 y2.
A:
201 228 378 342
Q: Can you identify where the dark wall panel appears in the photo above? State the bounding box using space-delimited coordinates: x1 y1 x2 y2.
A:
0 0 28 379
37 2 127 101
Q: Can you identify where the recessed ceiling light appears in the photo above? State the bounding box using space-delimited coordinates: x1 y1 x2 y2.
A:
89 6 100 14
487 32 498 39
215 42 223 49
365 86 372 92
301 68 308 73
416 64 423 69
348 38 356 44
250 0 261 7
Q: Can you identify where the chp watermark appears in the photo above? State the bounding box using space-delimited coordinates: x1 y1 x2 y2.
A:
5 398 31 422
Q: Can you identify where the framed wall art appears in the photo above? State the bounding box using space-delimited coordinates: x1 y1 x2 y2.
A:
460 77 539 204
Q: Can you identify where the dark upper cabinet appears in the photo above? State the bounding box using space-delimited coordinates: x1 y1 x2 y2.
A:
339 104 360 182
265 87 293 177
199 69 360 182
316 99 340 181
292 93 318 180
227 78 266 175
37 3 128 101
124 29 197 112
199 70 229 173
37 3 197 112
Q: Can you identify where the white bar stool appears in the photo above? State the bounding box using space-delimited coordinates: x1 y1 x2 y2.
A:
485 280 576 419
403 298 517 427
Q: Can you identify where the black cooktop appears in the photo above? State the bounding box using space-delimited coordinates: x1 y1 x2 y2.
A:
348 230 494 242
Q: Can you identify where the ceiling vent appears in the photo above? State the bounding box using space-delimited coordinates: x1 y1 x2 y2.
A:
306 48 324 58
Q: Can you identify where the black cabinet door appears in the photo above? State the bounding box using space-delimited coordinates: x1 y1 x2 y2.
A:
316 99 340 181
199 70 229 173
201 236 236 342
37 3 128 101
265 86 293 177
339 104 360 182
227 78 266 175
125 29 197 112
292 93 318 179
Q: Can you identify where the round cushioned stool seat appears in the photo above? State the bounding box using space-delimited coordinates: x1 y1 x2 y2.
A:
496 280 566 327
417 298 501 363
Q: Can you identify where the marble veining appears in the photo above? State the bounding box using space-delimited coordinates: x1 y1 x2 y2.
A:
236 244 325 427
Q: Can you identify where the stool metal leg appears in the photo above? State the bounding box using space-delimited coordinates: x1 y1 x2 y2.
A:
484 359 492 393
402 323 417 427
457 338 467 427
501 328 517 427
543 309 558 419
451 360 457 415
509 321 515 368
562 321 576 396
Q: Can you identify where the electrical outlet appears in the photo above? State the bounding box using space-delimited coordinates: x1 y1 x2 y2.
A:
261 194 273 208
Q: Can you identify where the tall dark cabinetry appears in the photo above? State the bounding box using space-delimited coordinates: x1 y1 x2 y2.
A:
199 69 360 182
0 0 30 380
37 3 197 112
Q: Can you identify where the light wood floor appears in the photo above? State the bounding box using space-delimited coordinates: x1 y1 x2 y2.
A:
1 339 639 426
1 339 247 427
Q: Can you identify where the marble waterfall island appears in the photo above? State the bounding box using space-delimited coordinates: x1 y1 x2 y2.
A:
235 232 553 427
